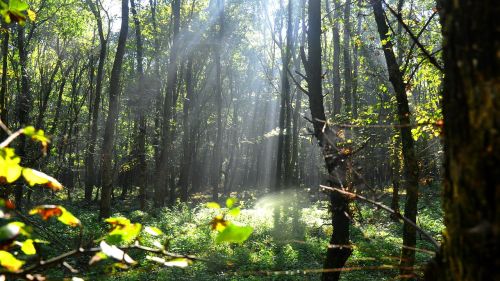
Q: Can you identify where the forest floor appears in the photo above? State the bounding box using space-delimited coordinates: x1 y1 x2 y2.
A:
33 185 443 281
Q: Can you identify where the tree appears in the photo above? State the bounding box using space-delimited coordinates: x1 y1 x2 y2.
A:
371 0 420 276
99 0 129 219
85 0 109 203
425 1 499 280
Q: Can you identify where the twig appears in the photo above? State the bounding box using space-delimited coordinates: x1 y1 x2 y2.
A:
286 66 310 96
319 185 439 249
3 243 206 277
0 118 12 135
382 0 443 72
0 128 24 148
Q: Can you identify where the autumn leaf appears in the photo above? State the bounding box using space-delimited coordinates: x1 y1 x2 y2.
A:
0 222 28 249
105 217 141 244
29 205 81 227
209 215 229 231
22 168 63 191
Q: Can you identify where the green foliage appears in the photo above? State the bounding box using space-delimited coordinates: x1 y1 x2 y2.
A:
0 0 34 25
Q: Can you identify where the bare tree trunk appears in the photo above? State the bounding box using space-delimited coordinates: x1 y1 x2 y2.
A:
210 0 224 201
304 1 351 280
371 1 420 277
0 22 9 138
343 1 352 115
99 0 129 219
85 0 108 202
130 0 147 209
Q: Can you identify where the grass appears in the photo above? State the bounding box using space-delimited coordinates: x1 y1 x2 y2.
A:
27 185 443 280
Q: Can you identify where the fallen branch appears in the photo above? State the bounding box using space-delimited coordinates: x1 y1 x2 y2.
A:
319 185 439 249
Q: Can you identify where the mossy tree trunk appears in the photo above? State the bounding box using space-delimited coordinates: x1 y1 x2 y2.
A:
425 1 499 280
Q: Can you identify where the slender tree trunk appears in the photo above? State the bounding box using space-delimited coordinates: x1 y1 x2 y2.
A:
155 0 180 207
352 0 362 119
425 1 499 280
85 0 108 202
304 1 351 280
328 0 341 115
130 0 147 209
15 25 30 209
343 1 352 115
99 0 129 219
210 0 224 201
179 58 193 202
0 23 9 138
371 1 420 277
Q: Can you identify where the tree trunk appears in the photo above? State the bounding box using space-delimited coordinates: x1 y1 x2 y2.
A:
99 0 129 219
85 0 108 202
343 1 352 115
371 1 420 277
210 0 224 201
0 22 9 138
155 0 181 207
304 1 352 280
425 1 499 280
130 0 147 210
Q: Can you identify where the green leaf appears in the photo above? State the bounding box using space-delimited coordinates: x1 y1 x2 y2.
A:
20 239 36 255
206 202 221 209
228 207 241 217
226 198 238 208
216 223 253 244
0 250 24 271
105 217 141 244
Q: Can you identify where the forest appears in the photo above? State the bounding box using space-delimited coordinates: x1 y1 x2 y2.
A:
0 0 497 280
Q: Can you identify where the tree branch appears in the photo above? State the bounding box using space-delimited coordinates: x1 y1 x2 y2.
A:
382 0 443 72
319 185 439 249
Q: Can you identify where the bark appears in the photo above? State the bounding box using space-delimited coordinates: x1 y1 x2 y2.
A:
352 0 362 119
85 0 108 202
210 0 224 201
372 0 420 277
99 0 129 219
130 0 147 210
179 58 193 202
327 0 341 115
305 1 351 280
15 25 31 209
0 23 9 137
343 1 352 115
155 0 180 207
425 1 499 280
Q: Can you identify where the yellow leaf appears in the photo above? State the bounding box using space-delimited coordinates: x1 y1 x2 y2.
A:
0 148 22 183
27 9 35 21
29 205 81 227
20 239 36 255
206 202 220 209
22 168 63 190
0 250 24 271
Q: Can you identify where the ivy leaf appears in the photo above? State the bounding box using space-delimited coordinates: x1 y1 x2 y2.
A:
0 148 22 183
216 224 253 244
29 205 81 227
226 198 238 208
99 241 136 264
206 202 220 209
22 168 63 191
0 250 24 271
